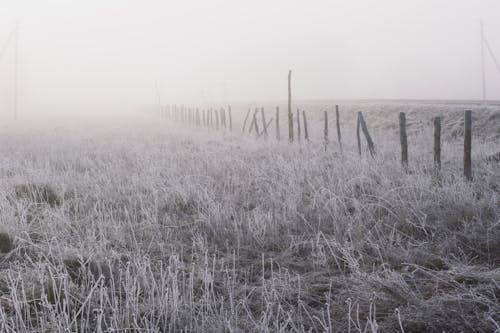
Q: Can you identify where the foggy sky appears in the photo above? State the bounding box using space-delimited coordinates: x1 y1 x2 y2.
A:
1 0 500 115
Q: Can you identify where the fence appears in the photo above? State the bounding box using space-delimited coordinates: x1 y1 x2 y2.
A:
158 103 475 181
156 72 476 181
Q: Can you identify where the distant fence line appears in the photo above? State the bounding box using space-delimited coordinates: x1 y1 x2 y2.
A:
157 71 474 181
158 103 474 181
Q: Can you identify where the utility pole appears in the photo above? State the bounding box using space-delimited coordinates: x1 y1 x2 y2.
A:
14 23 19 120
480 20 487 105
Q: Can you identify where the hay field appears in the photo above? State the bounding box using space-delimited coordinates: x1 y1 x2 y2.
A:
0 102 499 332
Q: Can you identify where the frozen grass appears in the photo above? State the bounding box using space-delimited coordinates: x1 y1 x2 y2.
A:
0 104 499 332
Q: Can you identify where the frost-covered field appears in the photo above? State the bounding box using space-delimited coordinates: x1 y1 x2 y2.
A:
0 102 499 332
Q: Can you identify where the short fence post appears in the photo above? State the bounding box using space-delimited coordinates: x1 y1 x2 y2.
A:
358 112 376 158
302 110 309 141
202 110 206 127
228 105 232 132
276 106 280 141
296 109 301 142
336 105 342 152
324 110 328 151
196 108 200 127
261 107 268 137
399 112 408 169
434 116 441 172
464 110 472 181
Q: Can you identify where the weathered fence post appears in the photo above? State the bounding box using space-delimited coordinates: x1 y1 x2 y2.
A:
261 107 268 138
276 106 280 141
296 109 301 142
242 108 251 134
202 109 206 127
464 110 472 181
252 108 260 135
358 112 376 157
399 112 408 169
209 109 213 128
220 107 226 128
228 105 233 132
196 108 200 127
215 108 220 130
288 70 294 142
434 116 441 171
302 110 309 141
324 110 328 151
356 113 362 156
336 105 342 152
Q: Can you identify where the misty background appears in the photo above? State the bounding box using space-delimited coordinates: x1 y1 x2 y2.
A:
1 0 500 117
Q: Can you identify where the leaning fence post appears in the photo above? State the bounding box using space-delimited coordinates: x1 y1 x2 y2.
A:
302 110 309 141
464 110 472 181
434 117 441 170
276 106 280 141
252 108 260 136
296 109 301 142
324 110 328 151
261 107 268 137
228 105 232 132
336 105 342 152
399 112 408 169
242 109 251 134
358 112 376 158
288 70 294 142
356 112 362 156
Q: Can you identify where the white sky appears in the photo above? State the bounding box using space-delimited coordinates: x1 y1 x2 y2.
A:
1 0 500 114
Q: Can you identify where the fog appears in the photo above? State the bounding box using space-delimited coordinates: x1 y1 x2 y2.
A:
1 0 500 117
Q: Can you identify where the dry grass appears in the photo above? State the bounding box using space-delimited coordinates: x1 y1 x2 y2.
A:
0 103 498 332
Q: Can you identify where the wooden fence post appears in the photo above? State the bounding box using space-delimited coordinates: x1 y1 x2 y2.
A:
209 109 213 128
324 110 328 151
253 108 260 136
296 109 301 142
261 107 268 137
276 106 280 141
358 112 376 158
196 108 200 127
434 117 441 170
228 105 232 132
220 107 226 128
288 70 294 142
202 109 206 127
399 112 408 169
336 105 342 152
242 109 251 134
464 110 472 180
302 110 309 141
215 108 220 130
356 113 362 156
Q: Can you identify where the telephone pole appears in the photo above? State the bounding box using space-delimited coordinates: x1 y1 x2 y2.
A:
480 20 486 104
14 23 19 120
